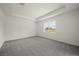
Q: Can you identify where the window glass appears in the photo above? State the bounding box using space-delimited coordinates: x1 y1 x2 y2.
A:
44 20 56 32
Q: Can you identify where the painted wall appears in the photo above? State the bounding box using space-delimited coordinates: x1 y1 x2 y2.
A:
4 16 36 41
0 8 5 48
37 9 79 46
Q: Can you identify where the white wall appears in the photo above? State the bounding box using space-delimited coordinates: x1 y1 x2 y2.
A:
0 8 5 48
37 9 79 46
4 16 36 41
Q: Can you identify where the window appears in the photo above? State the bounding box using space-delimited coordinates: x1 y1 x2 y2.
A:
44 20 56 32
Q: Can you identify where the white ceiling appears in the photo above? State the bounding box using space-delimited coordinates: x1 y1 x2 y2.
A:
0 3 79 21
0 3 64 19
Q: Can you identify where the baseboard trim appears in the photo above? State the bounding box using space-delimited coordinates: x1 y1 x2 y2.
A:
38 36 79 47
4 35 79 48
5 36 36 43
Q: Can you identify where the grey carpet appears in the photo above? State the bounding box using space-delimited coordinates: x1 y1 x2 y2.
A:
0 36 79 56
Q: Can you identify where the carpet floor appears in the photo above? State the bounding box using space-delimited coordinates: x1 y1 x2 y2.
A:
0 36 79 56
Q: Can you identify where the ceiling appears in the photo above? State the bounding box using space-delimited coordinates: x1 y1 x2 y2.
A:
0 3 79 21
0 3 64 19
